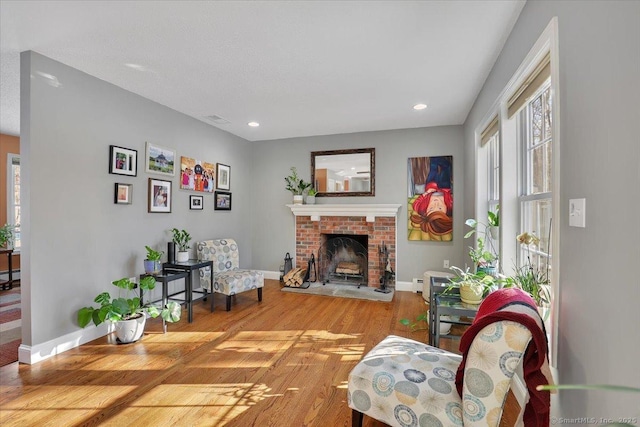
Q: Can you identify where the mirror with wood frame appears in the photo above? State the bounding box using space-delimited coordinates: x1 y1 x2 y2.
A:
311 148 375 197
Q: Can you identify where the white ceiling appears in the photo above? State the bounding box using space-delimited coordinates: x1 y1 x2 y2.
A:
0 1 525 141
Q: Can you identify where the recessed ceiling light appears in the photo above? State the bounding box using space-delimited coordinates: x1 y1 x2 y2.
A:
413 103 428 110
248 121 260 127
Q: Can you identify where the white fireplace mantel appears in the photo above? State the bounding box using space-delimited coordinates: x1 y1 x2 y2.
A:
287 204 401 222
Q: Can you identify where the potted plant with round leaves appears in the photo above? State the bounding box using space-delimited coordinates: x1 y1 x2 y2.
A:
171 228 191 262
285 167 312 204
144 246 163 275
77 276 181 343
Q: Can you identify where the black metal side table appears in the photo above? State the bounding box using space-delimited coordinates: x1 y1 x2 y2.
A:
163 259 213 323
140 271 188 333
1 249 16 290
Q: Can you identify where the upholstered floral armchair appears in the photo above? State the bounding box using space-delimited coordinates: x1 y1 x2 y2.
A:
197 238 264 311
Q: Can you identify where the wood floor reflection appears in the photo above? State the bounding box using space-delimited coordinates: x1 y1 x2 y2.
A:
0 279 459 427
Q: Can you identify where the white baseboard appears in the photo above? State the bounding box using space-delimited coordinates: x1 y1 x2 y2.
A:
394 281 415 292
259 270 281 280
18 323 110 365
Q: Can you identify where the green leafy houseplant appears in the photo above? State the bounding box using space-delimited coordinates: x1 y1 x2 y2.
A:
468 236 497 269
399 311 430 332
488 205 500 227
145 246 163 261
77 276 181 328
446 265 498 304
171 228 191 252
284 167 312 196
502 232 550 307
144 246 163 274
465 218 498 271
400 267 498 331
0 223 15 248
503 264 550 307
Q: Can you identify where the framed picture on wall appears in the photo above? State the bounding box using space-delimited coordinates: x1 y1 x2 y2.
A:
214 191 231 211
148 178 172 213
180 156 216 193
109 145 137 176
145 142 176 176
216 163 230 190
190 195 204 210
114 183 133 204
407 155 453 242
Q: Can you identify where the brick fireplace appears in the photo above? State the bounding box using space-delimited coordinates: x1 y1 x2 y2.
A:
288 204 401 288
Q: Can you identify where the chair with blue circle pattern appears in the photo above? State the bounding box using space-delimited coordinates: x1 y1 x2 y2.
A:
347 321 532 427
197 238 264 311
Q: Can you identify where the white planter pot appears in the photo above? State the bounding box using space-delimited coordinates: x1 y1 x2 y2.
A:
489 226 499 240
306 195 316 205
114 315 146 343
176 251 189 262
427 310 452 335
293 195 304 205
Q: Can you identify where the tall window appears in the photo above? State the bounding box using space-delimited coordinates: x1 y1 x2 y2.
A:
7 154 20 249
487 131 500 220
519 83 552 277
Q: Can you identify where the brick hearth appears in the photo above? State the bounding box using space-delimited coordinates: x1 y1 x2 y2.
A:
289 204 400 287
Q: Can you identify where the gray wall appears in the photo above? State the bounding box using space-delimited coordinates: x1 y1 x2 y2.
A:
21 52 256 347
250 126 465 283
463 0 640 417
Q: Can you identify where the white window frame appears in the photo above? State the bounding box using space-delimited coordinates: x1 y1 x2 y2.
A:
474 113 501 270
475 18 560 366
487 131 500 221
6 153 20 251
520 84 553 196
512 20 560 367
518 82 553 266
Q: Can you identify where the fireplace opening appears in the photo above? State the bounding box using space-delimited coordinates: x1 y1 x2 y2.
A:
318 234 368 287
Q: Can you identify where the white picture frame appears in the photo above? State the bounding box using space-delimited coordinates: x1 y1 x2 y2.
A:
145 141 176 176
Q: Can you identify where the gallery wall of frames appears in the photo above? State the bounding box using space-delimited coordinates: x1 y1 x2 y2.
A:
109 142 232 213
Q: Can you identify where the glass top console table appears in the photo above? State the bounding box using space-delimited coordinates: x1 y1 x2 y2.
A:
428 276 480 348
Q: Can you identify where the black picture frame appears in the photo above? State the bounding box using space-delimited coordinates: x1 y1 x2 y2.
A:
190 195 204 210
216 163 231 190
109 145 138 176
214 191 232 211
114 183 133 204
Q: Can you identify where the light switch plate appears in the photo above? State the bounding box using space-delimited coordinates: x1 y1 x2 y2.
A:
569 198 586 227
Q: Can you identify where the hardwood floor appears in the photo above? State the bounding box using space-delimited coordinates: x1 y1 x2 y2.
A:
0 280 460 427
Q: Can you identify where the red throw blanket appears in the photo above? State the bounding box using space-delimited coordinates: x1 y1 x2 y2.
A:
455 288 552 426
